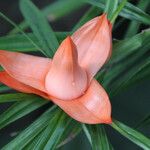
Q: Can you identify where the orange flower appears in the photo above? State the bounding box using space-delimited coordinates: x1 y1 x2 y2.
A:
0 14 112 124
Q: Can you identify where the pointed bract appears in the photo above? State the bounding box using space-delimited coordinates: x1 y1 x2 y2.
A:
0 71 48 98
45 37 88 100
72 14 112 80
50 79 112 124
0 50 51 92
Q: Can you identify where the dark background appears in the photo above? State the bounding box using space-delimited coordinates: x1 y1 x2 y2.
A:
0 0 150 150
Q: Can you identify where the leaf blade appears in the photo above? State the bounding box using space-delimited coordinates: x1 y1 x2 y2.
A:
111 120 150 150
20 0 59 57
83 124 113 150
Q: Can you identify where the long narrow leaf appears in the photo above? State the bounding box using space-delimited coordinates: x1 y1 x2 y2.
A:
0 95 48 129
87 0 150 24
110 29 150 64
33 111 71 150
105 0 118 20
10 0 85 34
83 124 113 150
136 114 150 129
111 120 150 150
125 0 150 38
24 118 81 150
99 29 150 90
0 85 10 93
0 93 38 103
0 32 68 52
0 12 41 51
2 106 57 150
20 0 59 57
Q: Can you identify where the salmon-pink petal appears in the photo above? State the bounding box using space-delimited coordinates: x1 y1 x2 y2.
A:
72 14 112 80
49 79 111 124
45 36 88 100
0 50 51 92
0 71 48 98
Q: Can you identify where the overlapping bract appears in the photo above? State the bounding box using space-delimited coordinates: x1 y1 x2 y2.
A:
0 14 112 124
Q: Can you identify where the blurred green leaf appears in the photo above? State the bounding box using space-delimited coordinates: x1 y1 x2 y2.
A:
0 94 48 130
136 114 150 129
83 124 113 150
0 32 68 52
23 130 45 150
105 0 118 20
110 0 127 23
0 93 37 103
125 0 150 38
43 0 85 21
20 0 59 57
56 123 81 149
10 0 85 34
102 44 150 96
24 115 81 150
87 0 150 24
0 12 41 51
111 120 150 150
0 66 3 71
111 57 150 96
126 61 150 87
2 106 57 150
98 29 150 94
0 85 10 93
0 34 38 52
110 29 150 64
33 111 71 150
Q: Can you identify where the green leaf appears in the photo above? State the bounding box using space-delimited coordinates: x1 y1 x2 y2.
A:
114 58 150 94
0 85 10 93
110 0 127 23
111 120 150 150
98 29 150 94
10 0 85 34
125 0 150 38
2 106 57 150
24 117 81 150
136 114 150 129
0 66 3 71
121 1 150 24
104 46 150 97
87 0 150 24
0 34 38 52
105 0 118 20
0 12 41 51
20 0 59 57
43 0 85 21
57 120 81 148
127 61 150 86
0 94 48 129
23 130 45 150
110 29 150 64
33 111 71 150
0 93 36 103
0 32 68 52
83 124 113 150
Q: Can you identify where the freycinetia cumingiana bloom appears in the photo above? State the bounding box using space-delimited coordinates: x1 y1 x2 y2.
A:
0 14 112 124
